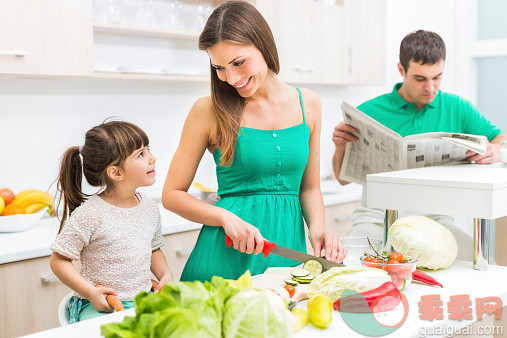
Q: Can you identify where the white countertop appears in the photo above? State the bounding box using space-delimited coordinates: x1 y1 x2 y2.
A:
23 260 507 338
0 183 362 265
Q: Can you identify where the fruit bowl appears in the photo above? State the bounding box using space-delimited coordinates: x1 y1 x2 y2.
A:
360 254 418 290
0 207 48 232
341 237 382 266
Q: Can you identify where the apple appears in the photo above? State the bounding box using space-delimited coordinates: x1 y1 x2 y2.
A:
0 197 4 215
0 188 15 205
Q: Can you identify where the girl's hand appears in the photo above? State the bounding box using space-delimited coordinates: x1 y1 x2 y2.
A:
309 230 347 263
153 274 172 292
222 211 265 255
87 285 117 313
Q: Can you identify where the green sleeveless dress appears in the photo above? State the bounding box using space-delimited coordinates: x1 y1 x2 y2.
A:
180 88 310 281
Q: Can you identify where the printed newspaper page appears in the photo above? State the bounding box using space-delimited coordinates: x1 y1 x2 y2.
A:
339 102 404 186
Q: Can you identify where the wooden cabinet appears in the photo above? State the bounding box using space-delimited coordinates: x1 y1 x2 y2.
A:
0 256 72 338
256 0 345 84
343 0 386 85
256 0 384 85
161 229 201 281
303 201 360 253
0 0 93 77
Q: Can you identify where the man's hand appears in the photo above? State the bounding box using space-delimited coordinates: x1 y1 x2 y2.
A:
466 141 497 164
332 122 358 149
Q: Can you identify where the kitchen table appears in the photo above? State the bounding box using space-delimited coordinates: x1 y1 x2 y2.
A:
367 163 507 271
23 260 507 338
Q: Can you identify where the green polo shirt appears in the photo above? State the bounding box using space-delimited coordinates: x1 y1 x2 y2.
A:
357 83 502 141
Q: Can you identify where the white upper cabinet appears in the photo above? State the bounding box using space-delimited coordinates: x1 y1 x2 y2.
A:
256 0 384 85
0 0 93 77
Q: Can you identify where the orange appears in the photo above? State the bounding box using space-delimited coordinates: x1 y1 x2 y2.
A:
1 204 27 216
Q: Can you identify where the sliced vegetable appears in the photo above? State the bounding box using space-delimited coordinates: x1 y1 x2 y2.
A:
293 277 311 284
297 273 315 281
303 259 323 276
285 279 298 286
307 295 333 328
284 285 296 298
291 308 309 333
291 268 310 278
333 281 401 313
412 269 443 288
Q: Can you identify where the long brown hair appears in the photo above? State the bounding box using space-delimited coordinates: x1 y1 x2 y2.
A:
199 0 279 166
55 120 149 233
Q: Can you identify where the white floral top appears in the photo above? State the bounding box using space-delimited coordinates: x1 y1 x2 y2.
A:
51 192 164 300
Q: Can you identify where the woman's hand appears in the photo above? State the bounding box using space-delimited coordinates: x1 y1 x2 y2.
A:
309 230 347 263
87 285 117 313
222 211 265 255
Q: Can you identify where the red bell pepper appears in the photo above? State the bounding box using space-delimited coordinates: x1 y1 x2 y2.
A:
333 281 401 313
412 269 443 288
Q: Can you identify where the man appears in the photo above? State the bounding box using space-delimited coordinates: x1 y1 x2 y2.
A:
332 30 507 260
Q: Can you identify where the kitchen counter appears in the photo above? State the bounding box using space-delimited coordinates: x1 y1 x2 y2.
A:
23 260 507 338
0 183 362 265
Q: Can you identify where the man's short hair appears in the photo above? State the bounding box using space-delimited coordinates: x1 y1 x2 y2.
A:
400 30 446 72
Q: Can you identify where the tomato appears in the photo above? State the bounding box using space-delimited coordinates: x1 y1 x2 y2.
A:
384 259 400 273
284 285 295 298
389 252 404 263
364 256 374 262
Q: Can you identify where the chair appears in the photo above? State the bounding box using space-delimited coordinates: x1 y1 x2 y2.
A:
58 292 74 326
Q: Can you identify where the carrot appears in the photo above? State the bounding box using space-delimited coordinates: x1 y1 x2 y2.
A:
106 294 125 312
151 279 159 292
96 285 125 311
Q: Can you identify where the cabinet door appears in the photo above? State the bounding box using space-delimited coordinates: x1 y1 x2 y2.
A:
162 229 200 281
315 3 346 84
344 0 386 84
0 0 93 76
0 256 72 337
325 201 360 237
256 0 318 84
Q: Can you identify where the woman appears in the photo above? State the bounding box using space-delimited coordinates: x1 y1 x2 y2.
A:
162 1 347 282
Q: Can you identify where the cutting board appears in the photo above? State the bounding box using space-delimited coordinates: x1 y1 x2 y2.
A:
253 266 309 301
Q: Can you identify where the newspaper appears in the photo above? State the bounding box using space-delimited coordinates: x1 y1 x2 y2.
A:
339 102 488 186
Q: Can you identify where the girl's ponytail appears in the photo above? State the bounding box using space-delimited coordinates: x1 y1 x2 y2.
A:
56 146 87 233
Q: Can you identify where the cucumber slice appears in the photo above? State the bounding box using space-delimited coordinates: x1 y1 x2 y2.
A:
303 259 323 276
285 279 299 286
292 277 311 284
297 273 315 281
291 268 310 278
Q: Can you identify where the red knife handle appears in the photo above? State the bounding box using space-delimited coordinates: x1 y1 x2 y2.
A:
224 235 276 258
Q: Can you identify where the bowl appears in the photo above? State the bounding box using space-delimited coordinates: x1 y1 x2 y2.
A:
0 207 47 232
341 237 382 266
360 254 418 290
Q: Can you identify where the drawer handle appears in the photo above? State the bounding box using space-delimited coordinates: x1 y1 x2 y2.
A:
294 67 315 72
335 215 351 222
176 249 192 256
41 275 59 283
0 51 27 57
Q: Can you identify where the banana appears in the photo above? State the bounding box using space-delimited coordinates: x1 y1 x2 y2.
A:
12 190 53 208
25 202 47 214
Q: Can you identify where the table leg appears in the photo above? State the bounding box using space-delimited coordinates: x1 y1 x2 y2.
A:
473 218 490 270
384 209 398 252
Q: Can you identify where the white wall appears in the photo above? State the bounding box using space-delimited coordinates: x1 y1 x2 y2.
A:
0 0 469 199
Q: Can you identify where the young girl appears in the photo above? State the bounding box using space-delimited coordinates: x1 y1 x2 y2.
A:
50 120 172 323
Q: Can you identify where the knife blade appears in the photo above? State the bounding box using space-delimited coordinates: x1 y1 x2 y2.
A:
225 235 344 270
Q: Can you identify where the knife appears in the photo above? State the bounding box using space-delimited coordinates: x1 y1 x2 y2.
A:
225 235 344 270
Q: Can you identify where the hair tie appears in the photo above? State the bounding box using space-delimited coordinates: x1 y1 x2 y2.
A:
79 146 83 154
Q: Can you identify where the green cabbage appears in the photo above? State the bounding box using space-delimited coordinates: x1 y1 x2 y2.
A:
389 216 458 269
307 266 391 302
222 288 293 338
